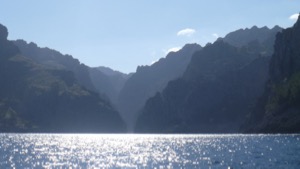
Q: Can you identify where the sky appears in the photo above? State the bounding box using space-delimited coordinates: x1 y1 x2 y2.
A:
0 0 299 73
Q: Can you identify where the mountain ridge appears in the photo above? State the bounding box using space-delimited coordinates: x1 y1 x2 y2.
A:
135 26 281 133
13 39 130 108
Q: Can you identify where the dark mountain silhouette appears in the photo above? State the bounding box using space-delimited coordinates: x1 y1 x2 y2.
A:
245 14 300 133
117 44 202 130
13 40 130 107
220 25 282 48
0 24 125 132
135 26 281 133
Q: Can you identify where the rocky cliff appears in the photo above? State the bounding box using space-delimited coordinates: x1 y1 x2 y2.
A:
245 14 300 133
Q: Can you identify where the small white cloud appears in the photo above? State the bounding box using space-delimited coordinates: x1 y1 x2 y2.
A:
166 47 181 54
177 28 196 37
151 47 182 65
151 59 159 65
212 33 219 39
289 13 299 20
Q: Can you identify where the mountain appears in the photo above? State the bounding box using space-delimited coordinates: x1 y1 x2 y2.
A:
117 44 202 130
135 26 281 133
13 40 128 105
0 24 125 132
244 14 300 133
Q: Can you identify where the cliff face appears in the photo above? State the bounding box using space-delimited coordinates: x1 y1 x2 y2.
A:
0 24 125 133
246 14 300 133
270 18 300 83
135 26 281 133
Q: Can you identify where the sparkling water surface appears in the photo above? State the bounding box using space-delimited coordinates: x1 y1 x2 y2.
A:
0 134 299 168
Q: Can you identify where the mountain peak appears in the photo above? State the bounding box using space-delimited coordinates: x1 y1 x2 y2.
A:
272 25 280 29
181 43 202 52
251 25 259 30
0 24 8 41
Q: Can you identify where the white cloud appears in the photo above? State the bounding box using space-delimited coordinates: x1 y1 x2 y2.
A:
289 13 299 20
166 47 181 54
177 28 196 37
212 33 219 39
151 47 182 65
151 59 159 65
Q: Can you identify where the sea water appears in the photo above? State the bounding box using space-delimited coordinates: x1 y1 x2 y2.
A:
0 134 299 168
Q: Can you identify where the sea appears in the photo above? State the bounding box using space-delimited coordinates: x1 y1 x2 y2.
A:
0 134 299 168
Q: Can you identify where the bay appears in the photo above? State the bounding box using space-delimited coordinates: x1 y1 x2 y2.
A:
0 134 299 168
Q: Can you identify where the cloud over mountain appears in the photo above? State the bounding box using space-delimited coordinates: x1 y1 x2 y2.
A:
166 47 181 53
177 28 196 37
289 13 299 20
212 33 219 38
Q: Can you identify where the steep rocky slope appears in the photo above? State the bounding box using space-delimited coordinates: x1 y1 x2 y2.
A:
245 14 300 133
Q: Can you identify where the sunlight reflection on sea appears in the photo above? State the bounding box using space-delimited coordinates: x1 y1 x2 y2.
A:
0 134 299 168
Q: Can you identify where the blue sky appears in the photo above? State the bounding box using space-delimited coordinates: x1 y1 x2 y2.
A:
0 0 299 73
